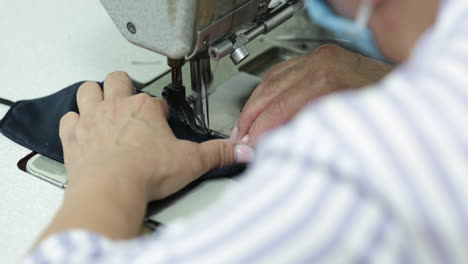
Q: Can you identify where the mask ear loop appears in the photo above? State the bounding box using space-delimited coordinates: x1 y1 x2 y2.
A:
355 0 374 28
0 98 15 107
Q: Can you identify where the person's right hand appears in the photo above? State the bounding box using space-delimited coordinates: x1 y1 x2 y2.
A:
232 44 392 145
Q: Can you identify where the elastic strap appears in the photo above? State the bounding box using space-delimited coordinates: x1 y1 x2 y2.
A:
0 98 15 107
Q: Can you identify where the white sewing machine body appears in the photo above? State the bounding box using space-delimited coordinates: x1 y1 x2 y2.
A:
99 0 303 61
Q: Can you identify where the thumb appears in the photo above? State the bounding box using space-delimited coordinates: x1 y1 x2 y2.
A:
198 139 255 172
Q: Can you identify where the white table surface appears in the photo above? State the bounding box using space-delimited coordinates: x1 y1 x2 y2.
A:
0 0 170 262
0 0 168 102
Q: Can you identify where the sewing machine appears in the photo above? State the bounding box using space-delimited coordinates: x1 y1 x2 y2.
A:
99 0 304 135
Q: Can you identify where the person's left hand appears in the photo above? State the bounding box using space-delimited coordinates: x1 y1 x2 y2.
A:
232 45 392 145
60 72 249 201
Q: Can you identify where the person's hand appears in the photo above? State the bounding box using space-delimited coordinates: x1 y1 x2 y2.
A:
232 44 392 145
60 72 249 201
30 71 253 244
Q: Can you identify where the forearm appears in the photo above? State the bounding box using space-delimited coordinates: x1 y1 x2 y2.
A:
32 171 148 249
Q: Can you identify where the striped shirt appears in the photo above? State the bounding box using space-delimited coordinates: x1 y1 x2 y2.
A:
25 0 468 263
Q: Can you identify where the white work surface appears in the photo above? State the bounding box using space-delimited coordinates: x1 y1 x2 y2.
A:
0 1 232 262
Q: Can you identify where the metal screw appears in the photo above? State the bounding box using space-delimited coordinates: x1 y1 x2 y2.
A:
210 50 218 59
187 94 197 104
259 1 266 8
127 22 137 34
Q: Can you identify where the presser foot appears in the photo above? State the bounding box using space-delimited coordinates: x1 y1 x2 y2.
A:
162 83 211 137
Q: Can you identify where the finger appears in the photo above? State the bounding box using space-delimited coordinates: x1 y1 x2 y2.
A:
132 94 170 123
154 139 252 199
268 54 307 76
238 46 349 140
247 82 311 145
103 71 136 99
76 81 103 115
198 139 254 174
130 94 174 140
59 111 80 144
245 55 307 107
237 62 310 139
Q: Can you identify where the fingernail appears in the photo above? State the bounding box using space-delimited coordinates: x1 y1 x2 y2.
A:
235 144 254 163
241 135 250 144
230 125 239 140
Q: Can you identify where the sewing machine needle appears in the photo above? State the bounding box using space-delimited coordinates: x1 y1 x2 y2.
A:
202 58 213 129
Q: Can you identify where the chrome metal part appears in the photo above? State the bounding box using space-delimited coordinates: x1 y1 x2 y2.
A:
230 46 251 65
189 57 212 133
209 0 302 63
168 58 185 87
186 0 272 60
200 58 213 128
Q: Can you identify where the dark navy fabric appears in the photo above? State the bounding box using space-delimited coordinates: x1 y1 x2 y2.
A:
0 82 245 180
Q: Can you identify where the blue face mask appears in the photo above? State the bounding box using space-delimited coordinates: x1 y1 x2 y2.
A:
305 0 387 61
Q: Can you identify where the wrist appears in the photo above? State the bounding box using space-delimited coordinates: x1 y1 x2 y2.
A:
56 168 149 239
66 165 151 203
